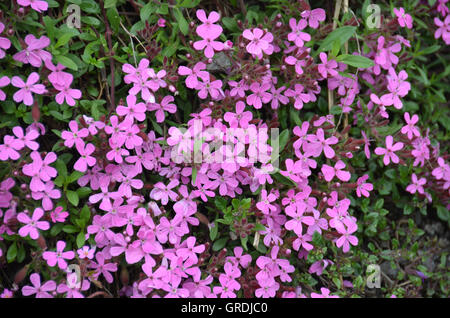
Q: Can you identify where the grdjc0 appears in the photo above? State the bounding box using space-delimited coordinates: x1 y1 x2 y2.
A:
225 303 268 314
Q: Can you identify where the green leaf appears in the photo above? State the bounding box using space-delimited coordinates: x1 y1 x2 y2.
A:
54 33 75 48
54 55 78 71
140 2 155 21
55 159 68 177
279 129 290 152
316 26 356 54
436 206 449 222
67 171 84 184
104 0 117 8
209 222 218 241
212 237 228 251
272 172 297 187
336 54 374 68
254 223 266 232
7 243 17 263
107 7 120 33
173 8 189 35
67 190 79 206
215 197 228 211
76 232 86 248
63 225 79 234
241 236 248 250
80 205 91 222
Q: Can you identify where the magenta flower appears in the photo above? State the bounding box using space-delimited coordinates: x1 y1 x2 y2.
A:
43 241 75 270
301 9 326 28
50 206 69 223
287 18 311 47
54 74 81 106
11 72 46 106
356 174 373 198
224 101 252 128
406 173 426 194
432 157 449 180
394 8 413 29
311 287 339 298
0 75 10 100
150 180 179 205
361 130 371 159
61 120 89 148
195 9 223 39
12 126 39 150
148 95 177 123
17 208 50 240
374 135 404 165
117 94 147 122
22 273 56 298
434 15 450 45
17 0 48 13
0 23 11 59
401 112 420 140
178 62 209 89
321 160 351 182
256 190 277 215
90 252 118 284
77 246 96 260
194 10 224 58
243 28 274 57
335 219 358 253
246 82 272 109
13 35 50 67
31 181 61 211
318 52 338 78
284 84 310 109
22 151 57 192
305 128 338 158
74 143 96 172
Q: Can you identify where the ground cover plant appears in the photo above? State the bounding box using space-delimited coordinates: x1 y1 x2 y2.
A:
0 0 449 298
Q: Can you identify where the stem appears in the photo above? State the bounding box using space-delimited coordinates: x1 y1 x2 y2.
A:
100 0 115 112
328 0 343 123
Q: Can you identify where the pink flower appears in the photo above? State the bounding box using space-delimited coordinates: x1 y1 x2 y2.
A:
301 9 326 28
13 35 50 66
318 52 338 78
195 10 223 39
335 219 358 253
11 72 46 106
287 18 311 47
22 273 56 298
17 0 48 13
90 252 118 284
31 181 61 211
256 190 277 215
227 247 252 268
304 128 338 158
0 135 21 161
158 18 166 28
78 246 96 259
401 112 420 140
285 55 306 75
62 120 89 148
432 157 449 180
12 126 39 150
284 84 310 109
311 287 339 298
17 208 50 240
434 15 450 45
50 206 69 223
150 180 179 205
394 8 413 29
45 60 70 86
178 62 209 89
374 135 404 165
361 130 371 159
246 82 272 109
321 160 351 182
255 280 279 298
0 76 10 100
22 151 57 192
194 10 224 58
148 95 177 123
54 74 81 106
356 174 373 198
224 101 252 128
74 143 96 172
0 23 11 59
406 173 426 194
243 28 274 57
43 241 75 270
